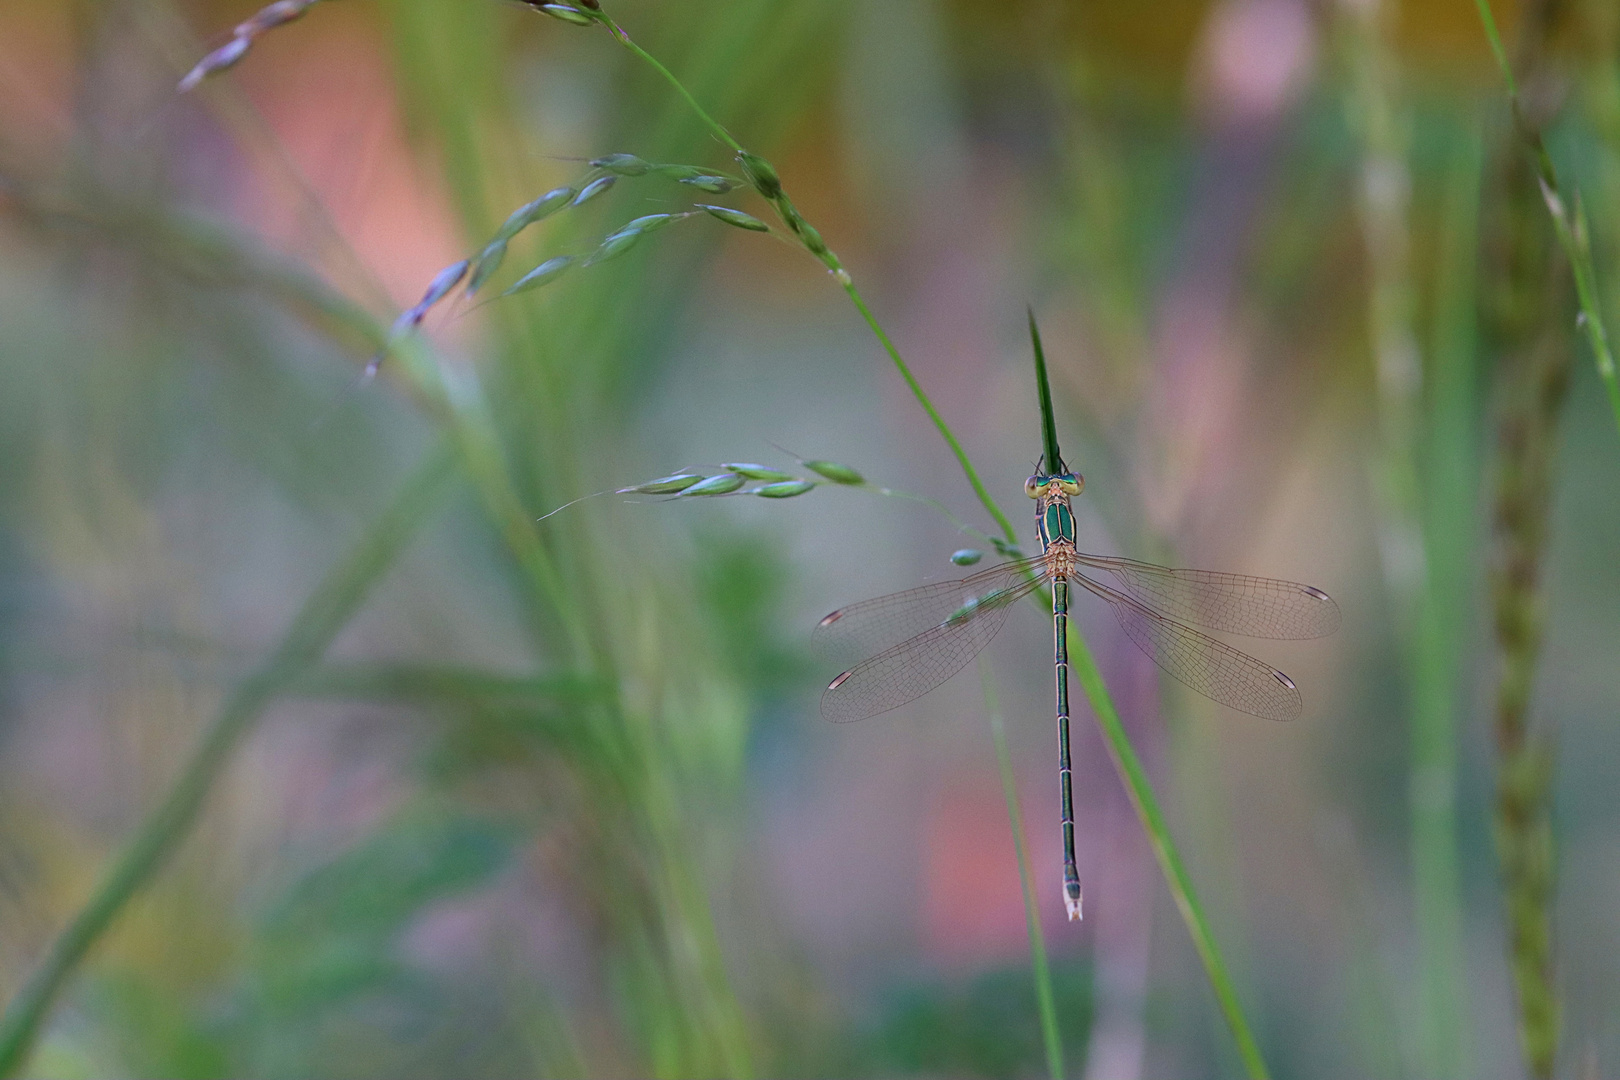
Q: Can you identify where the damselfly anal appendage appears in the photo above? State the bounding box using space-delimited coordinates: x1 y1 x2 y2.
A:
815 314 1338 918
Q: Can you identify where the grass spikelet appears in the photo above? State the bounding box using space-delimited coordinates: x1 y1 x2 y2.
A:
178 0 322 92
696 204 769 232
501 255 575 297
678 473 747 496
571 175 616 206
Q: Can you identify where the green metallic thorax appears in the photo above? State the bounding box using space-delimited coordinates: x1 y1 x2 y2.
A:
1037 496 1076 551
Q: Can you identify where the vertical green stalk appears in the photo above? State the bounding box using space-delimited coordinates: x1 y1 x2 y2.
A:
1479 2 1574 1074
0 442 458 1079
1341 2 1471 1071
979 658 1064 1080
1408 126 1484 1080
588 8 1268 1071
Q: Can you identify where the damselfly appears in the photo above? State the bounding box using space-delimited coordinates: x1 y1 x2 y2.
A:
815 316 1339 920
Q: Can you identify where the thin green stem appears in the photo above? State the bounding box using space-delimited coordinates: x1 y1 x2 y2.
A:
600 15 743 154
0 443 458 1079
980 658 1064 1080
1067 625 1271 1080
840 281 1021 546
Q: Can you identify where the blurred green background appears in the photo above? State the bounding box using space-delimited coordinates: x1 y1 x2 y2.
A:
1 0 1617 1076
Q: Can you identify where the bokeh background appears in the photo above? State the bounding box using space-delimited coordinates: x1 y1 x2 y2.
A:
1 0 1617 1077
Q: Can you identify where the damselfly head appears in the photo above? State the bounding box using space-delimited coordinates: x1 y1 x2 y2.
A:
1025 471 1083 499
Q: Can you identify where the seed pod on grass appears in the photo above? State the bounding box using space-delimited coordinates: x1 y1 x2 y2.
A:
680 175 735 194
586 229 642 266
737 151 782 198
536 4 594 25
497 186 574 241
503 255 575 296
178 35 251 91
803 460 864 485
697 205 769 232
679 473 747 496
623 213 676 233
950 549 983 566
572 175 616 206
238 0 309 35
590 153 651 176
722 463 794 481
419 259 470 308
466 240 508 296
754 481 815 498
618 474 703 494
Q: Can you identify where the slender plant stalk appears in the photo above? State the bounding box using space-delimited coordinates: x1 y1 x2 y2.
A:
979 658 1064 1080
1407 125 1483 1079
590 8 1269 1071
1474 0 1620 442
1341 2 1471 1071
0 442 459 1079
1480 1 1575 1073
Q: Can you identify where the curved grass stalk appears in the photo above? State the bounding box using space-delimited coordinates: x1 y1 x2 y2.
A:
0 442 459 1079
587 10 1270 1072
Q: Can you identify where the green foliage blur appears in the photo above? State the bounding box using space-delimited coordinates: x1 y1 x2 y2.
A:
2 0 1619 1077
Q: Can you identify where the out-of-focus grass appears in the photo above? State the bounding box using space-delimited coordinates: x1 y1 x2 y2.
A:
2 0 1620 1077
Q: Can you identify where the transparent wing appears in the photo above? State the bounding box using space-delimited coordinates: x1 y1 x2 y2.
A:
1074 573 1303 722
1072 554 1340 640
814 556 1050 667
819 565 1051 724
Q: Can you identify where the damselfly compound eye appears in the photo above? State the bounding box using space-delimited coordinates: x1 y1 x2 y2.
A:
1025 476 1046 499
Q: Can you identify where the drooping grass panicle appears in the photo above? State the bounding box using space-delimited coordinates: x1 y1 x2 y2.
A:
177 0 325 92
1473 0 1620 442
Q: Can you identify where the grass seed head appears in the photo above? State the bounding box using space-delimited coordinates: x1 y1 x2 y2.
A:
586 229 642 265
572 175 617 206
753 480 815 498
178 35 252 91
722 463 794 481
697 205 769 232
679 175 736 194
536 4 595 25
803 460 863 485
419 259 470 308
737 151 782 198
502 255 575 296
497 186 575 241
618 473 704 494
950 549 983 566
466 240 508 295
238 0 310 36
590 153 651 176
679 473 747 496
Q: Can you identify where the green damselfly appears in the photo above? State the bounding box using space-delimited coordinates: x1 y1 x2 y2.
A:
815 316 1339 920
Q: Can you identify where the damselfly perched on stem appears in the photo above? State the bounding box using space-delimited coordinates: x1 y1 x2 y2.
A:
815 314 1339 920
